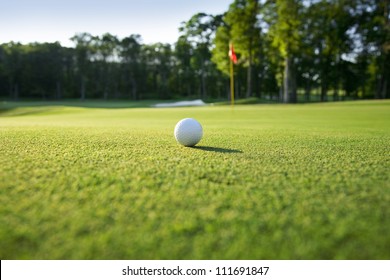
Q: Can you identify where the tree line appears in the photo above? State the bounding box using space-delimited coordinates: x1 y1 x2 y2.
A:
0 0 388 103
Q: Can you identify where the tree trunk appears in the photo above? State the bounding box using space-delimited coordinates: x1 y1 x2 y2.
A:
377 52 389 99
283 56 296 103
131 73 137 100
377 0 390 98
80 76 86 101
104 85 108 100
333 87 339 101
14 84 19 101
257 74 262 99
56 81 62 99
103 72 109 100
320 83 327 102
379 77 388 99
305 83 311 102
160 70 168 99
9 79 13 99
279 76 283 102
201 73 207 100
320 55 330 102
291 67 297 103
246 57 252 98
283 57 290 103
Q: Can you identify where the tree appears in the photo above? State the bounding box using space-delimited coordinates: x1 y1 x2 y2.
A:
94 33 119 99
178 13 224 99
70 33 94 100
1 42 25 100
375 0 390 99
141 43 173 99
356 0 390 99
120 35 142 100
268 0 303 103
175 36 196 97
225 0 262 98
24 42 65 99
212 24 231 77
305 0 355 101
0 1 388 103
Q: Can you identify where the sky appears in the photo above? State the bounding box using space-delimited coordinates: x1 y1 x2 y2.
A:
0 0 232 47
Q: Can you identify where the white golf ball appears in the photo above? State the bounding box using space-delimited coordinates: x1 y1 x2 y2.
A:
174 118 203 147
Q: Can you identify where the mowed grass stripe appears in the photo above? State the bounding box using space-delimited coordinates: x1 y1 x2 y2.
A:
0 101 389 259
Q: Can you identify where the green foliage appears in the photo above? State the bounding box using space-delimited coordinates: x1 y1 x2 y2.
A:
141 43 173 99
213 0 263 97
266 0 304 102
269 0 302 57
177 13 224 99
356 0 390 98
0 0 389 101
212 25 231 76
225 0 261 64
1 101 389 259
120 35 142 100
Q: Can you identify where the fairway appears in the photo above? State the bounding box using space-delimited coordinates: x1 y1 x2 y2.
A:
0 101 389 259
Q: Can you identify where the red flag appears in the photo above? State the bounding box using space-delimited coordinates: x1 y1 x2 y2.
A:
229 43 237 64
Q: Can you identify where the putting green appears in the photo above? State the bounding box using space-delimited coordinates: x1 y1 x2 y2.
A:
0 100 389 259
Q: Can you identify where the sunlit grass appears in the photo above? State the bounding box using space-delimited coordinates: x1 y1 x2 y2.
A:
0 100 389 259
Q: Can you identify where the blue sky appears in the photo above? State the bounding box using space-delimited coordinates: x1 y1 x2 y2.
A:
0 0 232 46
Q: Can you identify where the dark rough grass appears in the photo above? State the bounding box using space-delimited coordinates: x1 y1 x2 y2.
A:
0 100 389 259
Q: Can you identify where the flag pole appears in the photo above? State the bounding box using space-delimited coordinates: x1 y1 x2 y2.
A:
230 48 235 107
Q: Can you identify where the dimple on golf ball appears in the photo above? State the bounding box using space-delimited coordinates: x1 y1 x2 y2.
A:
174 118 203 147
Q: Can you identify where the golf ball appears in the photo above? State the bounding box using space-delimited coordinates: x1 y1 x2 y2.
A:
174 118 203 147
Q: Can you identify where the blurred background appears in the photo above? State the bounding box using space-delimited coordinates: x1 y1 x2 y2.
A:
0 0 388 103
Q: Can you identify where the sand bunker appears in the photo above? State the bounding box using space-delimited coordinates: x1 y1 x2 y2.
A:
153 99 206 108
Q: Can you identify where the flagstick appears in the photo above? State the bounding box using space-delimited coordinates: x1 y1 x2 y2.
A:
230 57 235 107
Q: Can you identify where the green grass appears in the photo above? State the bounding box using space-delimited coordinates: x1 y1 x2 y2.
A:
0 100 389 259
